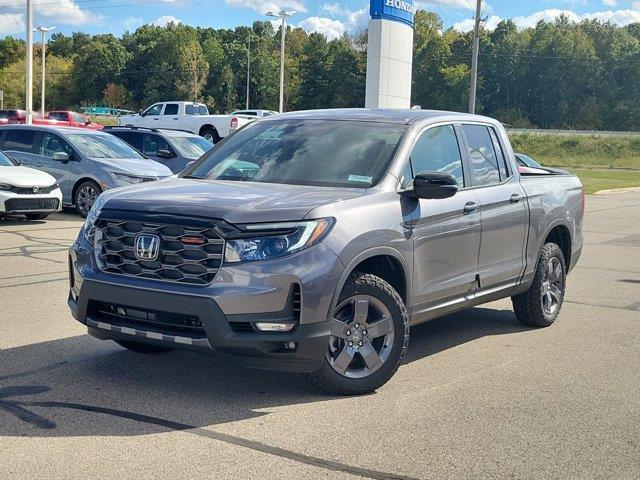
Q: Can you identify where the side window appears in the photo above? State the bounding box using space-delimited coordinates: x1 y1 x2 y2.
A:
144 104 163 116
407 125 464 187
4 130 36 152
164 104 179 115
462 124 501 186
112 132 142 151
142 134 169 156
38 133 73 157
489 127 510 180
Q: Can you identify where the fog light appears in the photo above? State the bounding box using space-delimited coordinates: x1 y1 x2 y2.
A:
254 322 296 332
284 341 297 350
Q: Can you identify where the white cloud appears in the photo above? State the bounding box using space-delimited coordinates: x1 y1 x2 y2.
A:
151 15 182 27
225 0 307 15
602 0 618 6
0 13 24 35
321 2 343 16
453 14 501 32
453 8 640 32
315 3 368 31
123 16 144 30
33 0 102 26
298 16 346 39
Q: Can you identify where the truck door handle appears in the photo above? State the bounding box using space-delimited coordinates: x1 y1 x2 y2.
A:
510 194 523 203
173 117 178 120
464 202 479 214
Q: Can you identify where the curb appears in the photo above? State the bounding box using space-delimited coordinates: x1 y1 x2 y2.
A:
594 186 640 195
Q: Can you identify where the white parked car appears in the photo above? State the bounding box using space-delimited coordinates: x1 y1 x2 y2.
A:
0 150 62 220
118 102 254 143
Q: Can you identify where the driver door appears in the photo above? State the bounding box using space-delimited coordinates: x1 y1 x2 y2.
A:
141 103 163 128
407 124 482 319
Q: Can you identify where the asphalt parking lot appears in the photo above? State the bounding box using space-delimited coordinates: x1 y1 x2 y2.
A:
1 193 639 480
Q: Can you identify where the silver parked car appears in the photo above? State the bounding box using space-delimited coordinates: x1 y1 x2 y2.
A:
0 125 172 216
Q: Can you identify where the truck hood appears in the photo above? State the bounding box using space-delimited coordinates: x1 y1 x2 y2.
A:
92 157 172 177
101 178 365 224
0 166 56 187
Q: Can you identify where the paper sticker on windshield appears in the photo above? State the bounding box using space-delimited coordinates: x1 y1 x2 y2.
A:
256 130 284 140
347 175 373 184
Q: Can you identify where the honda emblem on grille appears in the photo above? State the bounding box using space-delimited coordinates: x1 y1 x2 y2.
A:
33 187 39 194
134 234 160 261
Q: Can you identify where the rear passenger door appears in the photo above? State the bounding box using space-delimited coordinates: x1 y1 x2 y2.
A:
2 130 39 166
461 124 527 290
158 103 180 130
407 124 482 316
34 132 76 200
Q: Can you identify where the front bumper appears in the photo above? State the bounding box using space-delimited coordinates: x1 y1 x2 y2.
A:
0 189 63 213
68 232 343 372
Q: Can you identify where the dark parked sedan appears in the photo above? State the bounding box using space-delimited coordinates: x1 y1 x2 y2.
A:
104 126 214 173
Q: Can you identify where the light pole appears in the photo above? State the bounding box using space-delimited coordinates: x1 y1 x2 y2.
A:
266 10 295 113
246 37 251 110
25 0 33 124
35 26 55 117
468 0 482 114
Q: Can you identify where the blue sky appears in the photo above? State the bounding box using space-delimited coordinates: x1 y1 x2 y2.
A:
2 0 640 39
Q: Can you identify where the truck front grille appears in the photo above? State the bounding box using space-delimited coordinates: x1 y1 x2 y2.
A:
88 300 206 338
4 198 59 212
94 219 224 285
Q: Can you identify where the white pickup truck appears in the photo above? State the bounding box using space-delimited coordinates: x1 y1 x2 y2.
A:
118 102 253 142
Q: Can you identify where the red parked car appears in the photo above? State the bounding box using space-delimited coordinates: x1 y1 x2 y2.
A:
0 109 103 130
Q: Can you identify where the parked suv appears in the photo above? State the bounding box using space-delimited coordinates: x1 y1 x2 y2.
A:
68 109 583 395
103 126 214 173
0 125 172 216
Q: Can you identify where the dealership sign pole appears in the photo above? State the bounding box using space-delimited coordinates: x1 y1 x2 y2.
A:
365 0 416 109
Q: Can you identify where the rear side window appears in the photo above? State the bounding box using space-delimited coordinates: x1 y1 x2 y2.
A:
110 131 142 151
164 104 179 115
4 130 36 152
488 127 510 179
408 125 464 187
462 124 501 186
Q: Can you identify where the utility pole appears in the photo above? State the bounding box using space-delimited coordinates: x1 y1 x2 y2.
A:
468 0 482 114
266 10 295 113
246 37 251 110
35 26 56 116
25 0 33 124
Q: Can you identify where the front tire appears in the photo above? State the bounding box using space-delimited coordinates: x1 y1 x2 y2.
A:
115 340 172 354
512 242 566 327
307 272 409 395
74 180 102 218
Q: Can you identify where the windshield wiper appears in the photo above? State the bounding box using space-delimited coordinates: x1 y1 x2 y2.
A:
182 174 205 179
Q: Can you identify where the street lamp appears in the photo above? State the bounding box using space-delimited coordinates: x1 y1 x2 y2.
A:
266 10 295 113
25 0 33 124
468 0 482 114
34 26 56 117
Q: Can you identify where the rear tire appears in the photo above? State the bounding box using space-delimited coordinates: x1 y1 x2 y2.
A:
200 127 220 143
115 340 172 354
307 272 409 396
74 180 102 218
512 242 566 327
25 213 49 220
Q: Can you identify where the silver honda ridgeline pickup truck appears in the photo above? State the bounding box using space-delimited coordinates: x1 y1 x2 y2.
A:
69 109 584 395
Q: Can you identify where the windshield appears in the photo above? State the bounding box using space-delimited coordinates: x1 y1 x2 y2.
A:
171 136 214 158
184 120 407 188
67 133 145 159
0 151 15 166
516 154 541 168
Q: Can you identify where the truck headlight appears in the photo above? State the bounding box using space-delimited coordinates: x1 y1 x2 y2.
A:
83 194 107 241
224 218 334 263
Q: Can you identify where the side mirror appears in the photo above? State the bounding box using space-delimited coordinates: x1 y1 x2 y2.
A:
400 171 459 200
52 151 70 163
156 149 174 159
138 109 145 116
185 161 195 169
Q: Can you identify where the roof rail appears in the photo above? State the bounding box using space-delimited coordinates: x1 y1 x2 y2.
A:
102 126 195 134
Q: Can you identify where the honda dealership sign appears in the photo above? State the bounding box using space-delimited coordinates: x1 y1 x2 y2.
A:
365 0 415 108
370 0 417 27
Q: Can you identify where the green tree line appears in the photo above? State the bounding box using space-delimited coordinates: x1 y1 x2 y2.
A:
1 10 640 130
